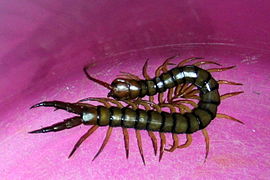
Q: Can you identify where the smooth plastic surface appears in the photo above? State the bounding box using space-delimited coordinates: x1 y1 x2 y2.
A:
0 1 270 179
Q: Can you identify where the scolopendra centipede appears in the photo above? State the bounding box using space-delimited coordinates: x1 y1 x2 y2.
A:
30 57 243 164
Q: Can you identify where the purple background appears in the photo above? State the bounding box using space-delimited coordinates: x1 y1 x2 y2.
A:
0 0 270 179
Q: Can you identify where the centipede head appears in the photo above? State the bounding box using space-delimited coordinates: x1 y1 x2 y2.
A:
108 78 141 100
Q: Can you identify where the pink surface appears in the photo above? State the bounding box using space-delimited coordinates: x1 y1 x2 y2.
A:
0 1 270 179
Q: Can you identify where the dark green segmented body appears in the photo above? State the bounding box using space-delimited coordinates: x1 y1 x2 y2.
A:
83 65 220 134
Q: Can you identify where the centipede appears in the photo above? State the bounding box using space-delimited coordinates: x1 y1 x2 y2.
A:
30 57 243 164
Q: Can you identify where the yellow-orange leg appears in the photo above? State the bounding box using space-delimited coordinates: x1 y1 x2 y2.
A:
193 60 221 67
78 97 124 108
68 125 99 158
217 113 244 124
165 134 179 152
167 88 174 103
202 129 210 163
177 57 203 67
177 134 192 149
136 130 146 165
207 66 235 72
92 126 113 161
220 91 244 100
181 84 196 96
218 80 243 86
118 71 141 80
142 59 154 102
170 102 192 113
91 100 114 161
148 131 158 156
159 132 166 162
154 56 176 77
173 100 198 108
122 128 129 159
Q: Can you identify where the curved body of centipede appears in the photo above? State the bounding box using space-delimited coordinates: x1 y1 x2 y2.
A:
30 57 243 164
84 56 242 104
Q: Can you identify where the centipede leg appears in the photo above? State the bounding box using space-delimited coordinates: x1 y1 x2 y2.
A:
193 61 221 67
202 129 210 163
78 97 123 108
155 56 176 77
167 88 174 102
207 66 235 72
177 134 192 149
92 127 113 161
177 57 203 67
158 92 165 104
159 132 166 162
173 100 198 108
118 72 141 80
217 113 244 124
218 80 243 86
148 131 158 156
165 134 179 152
135 130 146 165
142 60 155 102
171 84 184 101
68 125 99 158
122 128 130 159
181 84 196 97
142 59 151 80
220 91 244 100
172 103 192 113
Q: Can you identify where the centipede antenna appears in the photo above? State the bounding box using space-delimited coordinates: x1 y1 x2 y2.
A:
83 66 112 90
92 127 113 161
68 125 99 158
202 129 210 163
